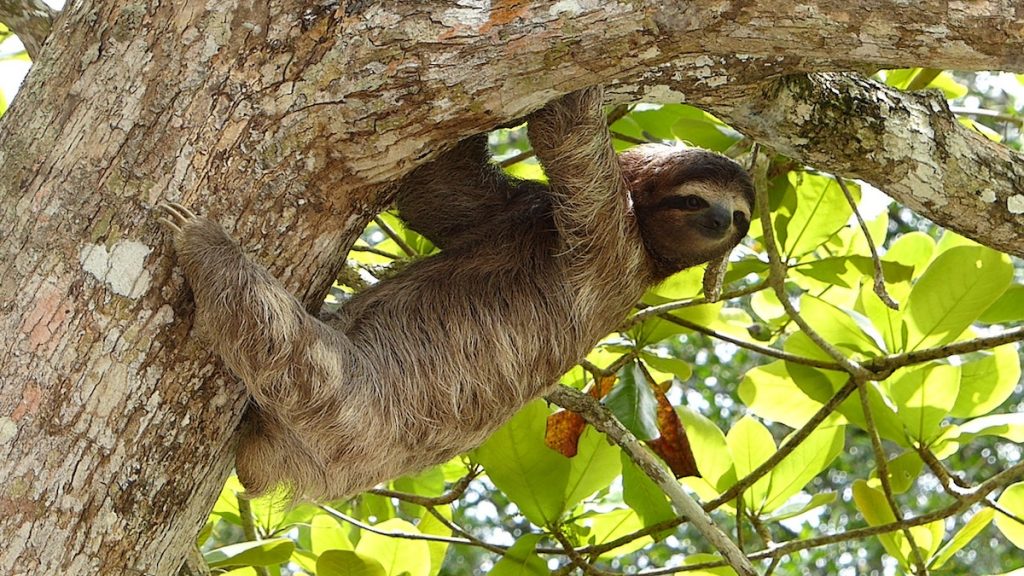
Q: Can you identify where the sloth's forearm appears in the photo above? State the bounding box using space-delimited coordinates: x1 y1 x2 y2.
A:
527 88 632 249
172 219 324 406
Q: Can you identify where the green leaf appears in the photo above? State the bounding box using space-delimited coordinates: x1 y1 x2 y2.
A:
621 452 674 528
739 361 825 428
585 508 649 558
852 481 905 563
903 246 1013 351
676 407 736 493
888 363 960 443
952 343 1021 418
957 413 1024 442
763 492 836 522
837 381 906 445
780 172 855 258
727 416 775 510
979 284 1024 324
490 534 548 576
474 400 570 526
204 538 295 569
679 553 740 575
931 509 994 569
354 519 431 576
603 363 660 441
564 426 622 510
418 506 453 573
761 421 844 514
311 513 353 555
995 482 1024 549
640 352 692 382
317 550 388 576
883 451 924 494
800 294 886 356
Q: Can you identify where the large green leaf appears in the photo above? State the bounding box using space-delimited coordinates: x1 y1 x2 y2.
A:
979 284 1024 324
727 416 775 510
778 172 855 258
995 482 1024 549
903 246 1013 351
490 534 548 576
354 519 431 576
888 363 960 443
586 508 650 558
676 406 736 493
800 294 886 356
564 426 621 510
317 550 387 576
603 363 660 441
761 421 845 514
852 481 905 564
763 492 837 522
311 513 353 555
738 361 825 428
952 343 1021 418
957 413 1024 443
931 509 994 569
621 452 674 528
474 400 570 526
418 505 453 572
204 538 295 569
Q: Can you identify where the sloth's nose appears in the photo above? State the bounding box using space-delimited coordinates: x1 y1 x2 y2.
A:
699 205 733 238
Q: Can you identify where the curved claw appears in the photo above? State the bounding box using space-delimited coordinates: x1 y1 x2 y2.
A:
157 202 197 233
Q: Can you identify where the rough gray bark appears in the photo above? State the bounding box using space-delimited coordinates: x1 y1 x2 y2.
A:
1 1 1022 574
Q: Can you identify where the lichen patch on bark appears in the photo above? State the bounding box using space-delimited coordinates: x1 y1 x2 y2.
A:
78 240 154 299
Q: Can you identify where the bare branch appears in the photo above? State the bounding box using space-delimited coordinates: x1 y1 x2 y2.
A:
685 73 1024 260
835 176 899 310
0 0 55 59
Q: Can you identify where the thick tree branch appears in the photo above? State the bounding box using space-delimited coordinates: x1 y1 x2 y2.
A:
688 73 1024 259
0 0 54 59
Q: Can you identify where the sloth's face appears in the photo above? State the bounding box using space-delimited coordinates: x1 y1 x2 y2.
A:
624 147 755 278
635 181 752 276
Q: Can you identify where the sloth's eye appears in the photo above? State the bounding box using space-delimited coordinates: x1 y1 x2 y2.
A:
680 195 708 211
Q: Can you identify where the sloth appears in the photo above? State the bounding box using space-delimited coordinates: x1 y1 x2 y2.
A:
158 87 754 500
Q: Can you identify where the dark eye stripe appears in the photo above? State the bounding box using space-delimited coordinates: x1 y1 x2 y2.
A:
657 195 709 212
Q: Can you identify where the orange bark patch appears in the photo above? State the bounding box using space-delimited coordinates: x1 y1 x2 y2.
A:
20 282 68 351
480 0 530 34
11 384 43 421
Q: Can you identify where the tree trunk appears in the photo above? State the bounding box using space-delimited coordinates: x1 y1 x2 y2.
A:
1 1 1022 573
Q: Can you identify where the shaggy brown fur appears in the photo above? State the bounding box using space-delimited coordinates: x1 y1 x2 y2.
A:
157 88 754 500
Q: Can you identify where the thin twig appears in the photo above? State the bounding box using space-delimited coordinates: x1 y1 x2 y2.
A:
349 244 402 260
857 380 929 574
864 327 1024 373
547 385 758 576
835 176 898 310
753 149 871 380
424 507 510 555
643 311 842 371
320 505 485 547
499 149 535 168
370 468 480 506
949 106 1024 126
373 216 416 257
626 280 770 328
